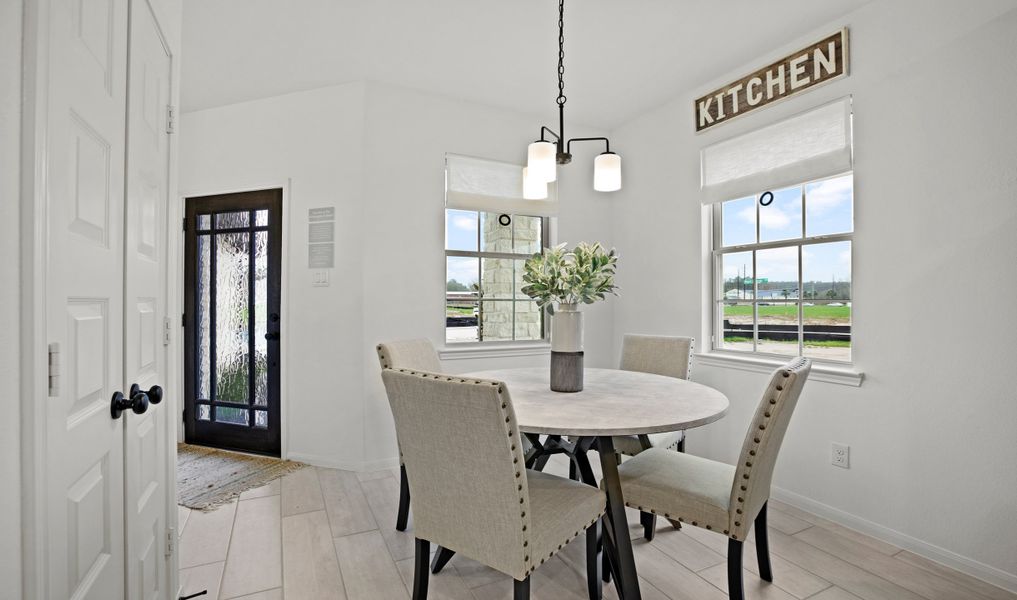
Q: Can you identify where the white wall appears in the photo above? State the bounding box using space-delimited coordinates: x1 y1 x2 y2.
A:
359 82 614 467
180 83 369 468
609 0 1017 590
0 0 22 593
180 81 616 470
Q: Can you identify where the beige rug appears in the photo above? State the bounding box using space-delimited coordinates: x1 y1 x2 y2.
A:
177 443 305 511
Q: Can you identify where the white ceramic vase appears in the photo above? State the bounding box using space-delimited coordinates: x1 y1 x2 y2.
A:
550 303 584 392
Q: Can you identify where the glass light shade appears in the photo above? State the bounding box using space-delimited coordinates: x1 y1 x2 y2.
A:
593 152 622 192
527 141 557 182
522 167 548 200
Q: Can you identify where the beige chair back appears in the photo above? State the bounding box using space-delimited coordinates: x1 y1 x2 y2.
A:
728 357 811 540
620 334 695 380
381 369 534 579
376 339 441 372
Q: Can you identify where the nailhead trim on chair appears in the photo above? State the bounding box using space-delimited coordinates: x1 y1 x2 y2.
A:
391 367 607 579
728 358 808 539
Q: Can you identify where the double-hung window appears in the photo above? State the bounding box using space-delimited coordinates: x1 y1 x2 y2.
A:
703 98 854 363
712 174 853 361
444 154 556 344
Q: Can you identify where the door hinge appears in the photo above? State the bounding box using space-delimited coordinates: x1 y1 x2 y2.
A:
47 343 60 397
182 216 187 232
181 313 186 327
166 105 177 134
165 526 176 557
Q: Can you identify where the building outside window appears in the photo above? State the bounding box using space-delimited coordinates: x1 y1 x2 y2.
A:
712 173 853 361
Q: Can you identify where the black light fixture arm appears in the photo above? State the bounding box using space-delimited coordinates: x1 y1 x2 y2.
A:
566 136 612 155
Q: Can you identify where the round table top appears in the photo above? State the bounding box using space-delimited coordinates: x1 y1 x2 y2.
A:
463 367 730 437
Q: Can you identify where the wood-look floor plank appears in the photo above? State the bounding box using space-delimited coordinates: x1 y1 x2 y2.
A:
356 469 395 483
283 510 346 599
281 467 325 517
893 551 1017 600
178 560 224 600
450 554 511 589
768 500 900 556
630 541 729 600
698 561 800 600
178 505 191 538
178 499 238 569
809 587 866 600
334 530 409 599
649 528 726 572
359 474 416 561
794 525 989 600
220 496 283 599
396 555 475 600
679 526 831 599
765 508 812 536
767 528 927 600
227 589 284 600
239 478 281 500
318 467 379 538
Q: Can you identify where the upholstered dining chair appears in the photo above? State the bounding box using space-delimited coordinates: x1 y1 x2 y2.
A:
375 339 443 532
612 357 811 600
610 334 695 540
381 368 607 600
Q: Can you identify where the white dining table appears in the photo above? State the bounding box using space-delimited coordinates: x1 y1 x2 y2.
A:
464 367 730 600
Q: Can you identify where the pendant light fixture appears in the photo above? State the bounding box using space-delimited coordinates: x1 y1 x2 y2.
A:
524 0 621 194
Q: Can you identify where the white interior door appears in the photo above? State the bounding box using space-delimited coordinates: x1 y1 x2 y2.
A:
44 0 129 597
123 0 173 597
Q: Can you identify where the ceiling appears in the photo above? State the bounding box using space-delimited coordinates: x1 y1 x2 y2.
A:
181 0 872 129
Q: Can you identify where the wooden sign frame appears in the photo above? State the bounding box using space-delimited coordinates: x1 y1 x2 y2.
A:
694 28 849 133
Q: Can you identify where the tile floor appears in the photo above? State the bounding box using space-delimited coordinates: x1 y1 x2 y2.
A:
177 455 1016 600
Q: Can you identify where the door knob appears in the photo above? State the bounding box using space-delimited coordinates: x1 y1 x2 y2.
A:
132 383 163 405
264 332 279 341
111 387 150 419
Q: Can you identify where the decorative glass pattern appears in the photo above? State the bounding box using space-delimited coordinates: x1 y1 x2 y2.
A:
215 232 250 403
216 211 249 228
254 410 268 428
215 406 248 426
196 233 211 399
197 405 210 421
254 232 268 406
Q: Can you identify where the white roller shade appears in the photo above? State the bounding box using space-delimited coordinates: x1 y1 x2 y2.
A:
445 154 559 217
700 97 853 204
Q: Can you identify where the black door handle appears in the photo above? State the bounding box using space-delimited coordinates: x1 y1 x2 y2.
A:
264 332 279 341
132 383 164 405
111 387 150 419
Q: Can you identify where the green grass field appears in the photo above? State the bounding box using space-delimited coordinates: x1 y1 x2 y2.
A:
723 304 850 320
724 336 850 348
446 306 475 317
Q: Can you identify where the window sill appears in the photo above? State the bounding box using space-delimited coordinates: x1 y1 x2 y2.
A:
440 342 551 361
694 351 864 387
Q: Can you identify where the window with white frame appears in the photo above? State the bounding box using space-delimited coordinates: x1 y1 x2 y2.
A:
702 97 854 362
712 174 853 361
444 154 555 344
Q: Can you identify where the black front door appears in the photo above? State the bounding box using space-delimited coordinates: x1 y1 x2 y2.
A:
184 189 282 455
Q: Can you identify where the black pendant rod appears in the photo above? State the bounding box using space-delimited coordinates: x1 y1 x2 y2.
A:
534 0 612 165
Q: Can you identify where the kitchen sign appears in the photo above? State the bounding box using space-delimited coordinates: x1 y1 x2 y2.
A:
694 29 848 132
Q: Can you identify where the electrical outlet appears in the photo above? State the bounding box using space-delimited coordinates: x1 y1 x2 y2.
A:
831 442 850 469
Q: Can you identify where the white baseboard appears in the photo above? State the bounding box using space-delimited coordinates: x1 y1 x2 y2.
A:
285 451 400 473
771 486 1017 595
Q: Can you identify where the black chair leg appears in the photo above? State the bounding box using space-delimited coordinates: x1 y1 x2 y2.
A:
569 458 578 481
586 520 602 600
728 538 744 600
755 502 773 582
413 538 430 600
640 510 657 541
513 576 531 600
676 437 685 453
396 465 410 531
430 546 455 574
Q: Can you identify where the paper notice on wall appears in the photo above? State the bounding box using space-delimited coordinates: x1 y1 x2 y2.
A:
308 243 334 268
308 207 335 222
308 207 336 269
309 221 334 244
